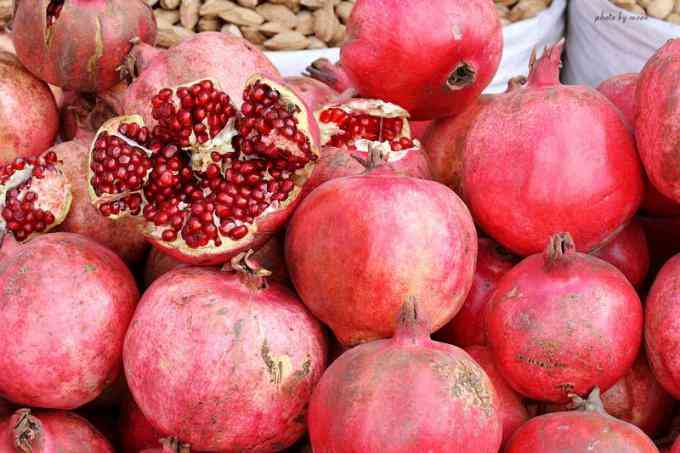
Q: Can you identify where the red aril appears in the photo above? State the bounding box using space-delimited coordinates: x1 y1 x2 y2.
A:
285 158 477 346
0 52 59 164
88 76 319 265
308 301 503 453
306 0 503 120
0 233 138 409
591 219 649 288
124 256 327 452
597 73 639 129
284 76 339 111
12 0 157 93
119 395 163 453
486 233 643 403
462 41 643 256
435 238 517 347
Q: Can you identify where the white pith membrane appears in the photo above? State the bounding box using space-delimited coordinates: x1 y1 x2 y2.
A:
315 99 420 162
0 152 72 242
87 76 318 257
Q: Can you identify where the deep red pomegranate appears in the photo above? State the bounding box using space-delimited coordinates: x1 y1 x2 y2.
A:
59 89 122 142
591 219 649 288
435 238 517 346
409 120 431 142
308 301 502 452
0 400 10 418
77 411 117 448
88 76 319 265
462 41 643 256
486 233 643 403
465 345 528 446
124 257 327 452
636 39 680 204
645 252 680 399
306 0 503 120
642 183 680 217
0 409 114 452
140 438 191 453
285 157 477 346
12 0 157 93
52 135 148 264
119 395 163 453
505 389 659 452
0 52 59 164
0 232 138 409
284 76 339 111
597 73 639 129
640 216 680 275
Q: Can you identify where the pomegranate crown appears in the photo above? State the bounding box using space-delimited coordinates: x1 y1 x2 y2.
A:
527 38 565 87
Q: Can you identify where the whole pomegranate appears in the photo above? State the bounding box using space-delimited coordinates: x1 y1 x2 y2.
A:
0 409 114 452
597 73 639 128
505 389 659 452
636 39 680 204
124 257 327 452
306 0 503 120
0 233 139 409
284 76 339 111
12 0 157 93
465 345 528 446
0 52 59 164
88 75 319 265
486 233 643 403
591 219 649 288
119 395 163 453
640 216 680 275
286 157 477 346
435 238 517 347
308 301 503 453
462 41 643 256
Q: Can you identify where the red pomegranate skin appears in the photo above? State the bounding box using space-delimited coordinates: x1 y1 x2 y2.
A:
639 216 680 275
645 253 680 399
462 42 643 256
286 173 477 346
435 238 517 347
409 120 432 142
308 304 503 453
119 395 163 453
0 409 115 452
0 233 139 409
12 0 157 93
124 267 327 452
53 136 149 265
671 438 680 453
284 76 339 111
486 235 643 403
597 73 639 129
636 39 680 204
0 52 58 164
465 345 528 446
591 219 650 288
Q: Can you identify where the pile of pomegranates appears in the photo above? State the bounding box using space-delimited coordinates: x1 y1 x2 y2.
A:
2 0 680 450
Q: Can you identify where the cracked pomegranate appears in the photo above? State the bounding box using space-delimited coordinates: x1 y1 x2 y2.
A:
486 233 643 403
88 76 319 265
12 0 157 93
284 76 339 111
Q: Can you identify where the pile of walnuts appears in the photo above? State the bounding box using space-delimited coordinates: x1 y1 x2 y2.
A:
611 0 680 23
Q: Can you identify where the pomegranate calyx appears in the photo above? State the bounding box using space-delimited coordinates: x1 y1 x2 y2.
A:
527 39 565 88
305 58 355 94
394 296 431 344
229 250 272 290
11 409 42 452
159 437 192 453
544 232 576 267
569 387 607 415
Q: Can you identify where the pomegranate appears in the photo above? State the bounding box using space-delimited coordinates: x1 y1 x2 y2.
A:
0 400 10 418
642 184 680 218
119 395 163 453
0 409 114 452
636 39 680 204
640 216 680 275
88 76 319 265
78 411 118 447
0 232 138 409
141 438 191 453
591 219 649 288
486 233 643 403
53 135 149 264
435 238 517 347
308 301 502 452
12 0 157 93
409 120 431 142
123 256 327 452
505 389 659 452
672 438 680 453
0 52 59 164
306 0 503 120
284 76 339 111
59 90 122 142
285 155 477 346
465 345 528 446
462 41 643 256
597 73 639 128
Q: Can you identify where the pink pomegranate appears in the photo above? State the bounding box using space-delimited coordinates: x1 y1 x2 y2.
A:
505 389 658 452
435 238 517 347
486 233 643 403
0 52 59 164
0 233 139 409
88 75 320 265
124 258 327 452
285 158 477 346
591 219 649 288
306 0 503 120
462 41 643 256
308 301 502 452
119 395 163 453
597 73 639 128
636 39 680 204
284 76 339 111
465 345 528 446
12 0 157 93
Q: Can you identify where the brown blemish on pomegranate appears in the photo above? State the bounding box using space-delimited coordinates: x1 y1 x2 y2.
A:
446 62 476 90
432 360 493 416
87 18 104 87
516 353 567 370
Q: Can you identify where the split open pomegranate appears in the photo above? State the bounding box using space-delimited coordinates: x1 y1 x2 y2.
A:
88 76 319 264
